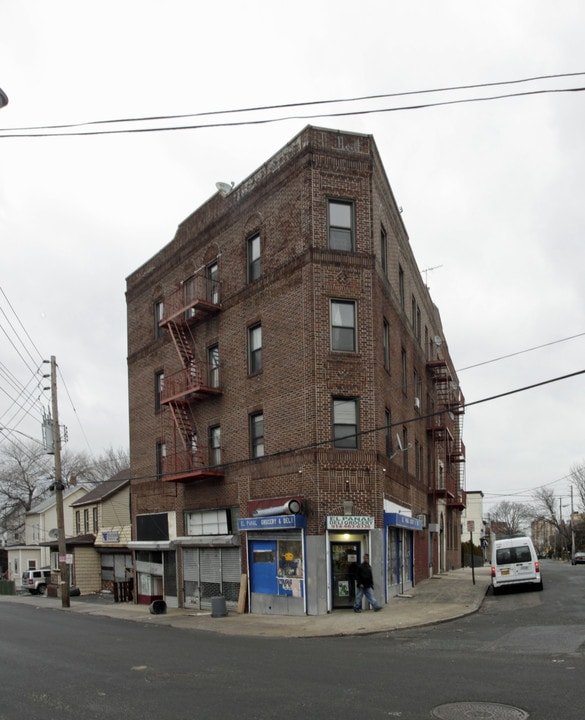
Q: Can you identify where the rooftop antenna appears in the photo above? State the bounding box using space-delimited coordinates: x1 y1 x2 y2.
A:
421 264 443 287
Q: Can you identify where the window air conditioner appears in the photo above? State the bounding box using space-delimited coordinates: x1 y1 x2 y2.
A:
414 397 421 410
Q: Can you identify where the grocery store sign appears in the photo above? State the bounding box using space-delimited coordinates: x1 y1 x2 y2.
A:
327 516 375 531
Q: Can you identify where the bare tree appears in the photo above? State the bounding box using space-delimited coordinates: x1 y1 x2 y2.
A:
569 461 585 512
488 500 534 537
533 486 572 555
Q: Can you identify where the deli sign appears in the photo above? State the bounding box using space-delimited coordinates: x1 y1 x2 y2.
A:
327 515 375 531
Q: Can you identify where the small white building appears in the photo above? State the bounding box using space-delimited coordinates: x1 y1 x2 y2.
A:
6 487 88 583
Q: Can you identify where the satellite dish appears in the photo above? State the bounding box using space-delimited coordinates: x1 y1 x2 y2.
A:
215 182 233 197
433 335 443 347
48 528 58 539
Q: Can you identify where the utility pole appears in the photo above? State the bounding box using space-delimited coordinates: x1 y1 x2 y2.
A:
50 355 70 609
571 485 576 561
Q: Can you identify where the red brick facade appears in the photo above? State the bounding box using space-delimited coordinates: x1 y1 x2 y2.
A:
126 126 465 614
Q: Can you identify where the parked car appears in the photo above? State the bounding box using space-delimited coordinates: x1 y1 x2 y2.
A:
491 536 543 594
21 568 51 595
572 552 585 565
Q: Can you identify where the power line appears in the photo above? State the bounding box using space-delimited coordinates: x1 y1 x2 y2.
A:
457 331 585 372
2 70 583 133
2 79 585 139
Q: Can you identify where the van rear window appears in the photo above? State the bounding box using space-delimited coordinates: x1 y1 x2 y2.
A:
496 545 532 564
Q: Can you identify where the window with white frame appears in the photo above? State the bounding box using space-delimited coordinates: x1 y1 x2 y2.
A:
247 232 261 282
250 412 264 458
331 299 356 353
209 425 221 466
248 323 262 374
185 509 229 536
333 398 359 449
208 344 219 388
328 200 354 251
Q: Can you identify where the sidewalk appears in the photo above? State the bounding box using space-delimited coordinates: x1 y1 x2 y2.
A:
0 566 491 638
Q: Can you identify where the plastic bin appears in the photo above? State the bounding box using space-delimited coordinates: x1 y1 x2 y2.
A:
211 596 227 618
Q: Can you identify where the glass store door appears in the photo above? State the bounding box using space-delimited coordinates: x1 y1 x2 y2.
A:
331 542 360 609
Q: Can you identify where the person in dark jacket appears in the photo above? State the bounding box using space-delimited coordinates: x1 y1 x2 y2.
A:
353 554 383 612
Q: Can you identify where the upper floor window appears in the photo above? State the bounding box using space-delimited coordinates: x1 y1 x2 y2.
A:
209 425 221 466
381 225 388 276
247 233 261 283
75 510 81 535
207 261 220 304
92 507 98 533
401 347 407 394
398 266 405 309
154 300 164 338
383 319 390 371
385 408 392 457
250 412 265 459
331 300 356 353
83 509 89 534
333 397 359 449
208 345 220 388
248 323 262 374
156 440 166 480
154 370 164 412
328 200 354 252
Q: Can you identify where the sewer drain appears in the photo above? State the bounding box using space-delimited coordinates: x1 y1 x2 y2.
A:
431 702 529 719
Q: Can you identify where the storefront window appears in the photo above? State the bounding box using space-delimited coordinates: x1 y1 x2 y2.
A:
277 540 303 578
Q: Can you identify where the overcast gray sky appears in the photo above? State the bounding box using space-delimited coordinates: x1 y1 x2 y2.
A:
1 1 584 516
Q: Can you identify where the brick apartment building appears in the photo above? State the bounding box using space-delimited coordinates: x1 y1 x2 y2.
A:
125 125 465 616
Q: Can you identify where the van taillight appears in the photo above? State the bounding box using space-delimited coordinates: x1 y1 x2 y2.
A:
491 566 496 578
535 561 540 573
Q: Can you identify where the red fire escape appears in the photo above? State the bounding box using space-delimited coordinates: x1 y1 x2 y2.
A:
426 358 466 510
158 269 223 483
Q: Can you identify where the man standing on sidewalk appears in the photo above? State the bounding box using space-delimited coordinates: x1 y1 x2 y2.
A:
353 554 383 612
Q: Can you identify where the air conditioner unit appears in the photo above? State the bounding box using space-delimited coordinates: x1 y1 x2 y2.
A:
414 397 421 410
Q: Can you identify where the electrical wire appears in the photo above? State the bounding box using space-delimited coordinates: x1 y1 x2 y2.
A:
2 79 585 139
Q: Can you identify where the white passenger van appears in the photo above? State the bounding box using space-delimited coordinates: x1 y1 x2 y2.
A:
491 536 543 594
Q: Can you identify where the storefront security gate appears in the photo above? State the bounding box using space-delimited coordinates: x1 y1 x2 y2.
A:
182 546 241 610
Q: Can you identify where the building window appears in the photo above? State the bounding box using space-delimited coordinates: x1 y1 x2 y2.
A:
248 323 262 374
250 412 264 459
154 370 164 412
402 427 408 470
328 200 354 251
208 345 219 388
385 408 392 457
398 266 405 309
183 276 197 319
381 225 387 276
209 425 221 466
333 398 358 449
185 508 230 536
156 440 166 480
383 319 390 371
75 510 81 535
247 232 261 283
401 347 407 394
92 507 98 533
83 509 89 534
331 300 356 353
207 261 219 304
154 300 164 338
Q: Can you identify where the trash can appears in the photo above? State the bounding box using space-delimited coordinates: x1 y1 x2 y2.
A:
211 596 227 618
149 599 167 615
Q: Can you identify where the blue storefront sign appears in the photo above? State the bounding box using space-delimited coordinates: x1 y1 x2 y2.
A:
384 512 423 531
238 515 307 531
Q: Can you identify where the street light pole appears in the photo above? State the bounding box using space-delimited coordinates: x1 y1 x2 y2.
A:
50 355 70 609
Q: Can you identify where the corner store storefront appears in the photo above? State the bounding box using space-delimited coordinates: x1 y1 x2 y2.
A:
239 510 423 616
